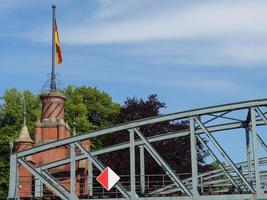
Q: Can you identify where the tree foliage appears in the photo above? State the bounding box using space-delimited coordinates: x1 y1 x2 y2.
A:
63 85 120 132
0 86 119 199
0 88 40 200
100 94 209 177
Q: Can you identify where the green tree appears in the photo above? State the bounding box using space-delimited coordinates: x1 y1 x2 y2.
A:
63 85 120 148
0 86 120 199
63 85 120 132
0 88 40 200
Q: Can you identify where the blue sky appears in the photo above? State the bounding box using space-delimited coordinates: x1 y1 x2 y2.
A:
1 0 267 163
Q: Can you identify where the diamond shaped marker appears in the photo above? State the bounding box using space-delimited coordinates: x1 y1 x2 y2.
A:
97 167 120 191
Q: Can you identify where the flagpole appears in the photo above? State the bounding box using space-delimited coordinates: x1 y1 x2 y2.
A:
50 4 56 91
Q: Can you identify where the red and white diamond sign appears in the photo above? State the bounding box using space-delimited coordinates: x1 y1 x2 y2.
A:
96 167 120 191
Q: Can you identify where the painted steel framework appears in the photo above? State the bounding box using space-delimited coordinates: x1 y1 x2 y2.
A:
8 98 267 200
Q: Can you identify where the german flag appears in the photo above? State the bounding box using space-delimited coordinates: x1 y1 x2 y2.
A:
54 20 62 64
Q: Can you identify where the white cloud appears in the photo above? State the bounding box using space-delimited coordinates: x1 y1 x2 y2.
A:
25 0 267 67
60 1 267 44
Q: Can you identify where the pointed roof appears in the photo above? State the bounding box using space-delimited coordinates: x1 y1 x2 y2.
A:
16 95 34 144
35 117 42 127
15 124 34 144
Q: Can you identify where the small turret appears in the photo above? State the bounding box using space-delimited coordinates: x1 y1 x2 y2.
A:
15 97 35 198
15 124 34 145
15 98 34 150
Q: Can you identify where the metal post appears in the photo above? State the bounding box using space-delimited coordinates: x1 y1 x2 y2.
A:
88 159 93 197
134 128 192 197
250 107 261 195
70 143 76 198
245 127 252 183
129 129 136 199
50 5 56 91
139 145 145 195
42 170 70 196
190 117 199 198
8 154 19 199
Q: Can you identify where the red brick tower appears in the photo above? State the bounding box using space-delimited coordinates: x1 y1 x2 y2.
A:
34 91 71 172
34 91 90 197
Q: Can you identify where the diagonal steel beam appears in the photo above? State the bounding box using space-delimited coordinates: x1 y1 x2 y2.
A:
41 170 73 198
255 107 267 125
254 107 267 152
194 117 255 193
74 142 131 199
17 158 69 200
203 111 231 125
133 128 192 197
196 135 242 191
208 114 243 122
257 134 267 153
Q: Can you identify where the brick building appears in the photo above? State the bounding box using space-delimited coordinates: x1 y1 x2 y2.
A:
15 91 91 199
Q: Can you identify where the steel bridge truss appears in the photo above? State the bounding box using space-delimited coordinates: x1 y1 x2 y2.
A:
8 99 267 200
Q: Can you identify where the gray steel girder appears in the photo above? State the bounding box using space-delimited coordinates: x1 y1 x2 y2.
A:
16 99 267 158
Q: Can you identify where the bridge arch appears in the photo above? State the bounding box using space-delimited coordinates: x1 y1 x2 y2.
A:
8 99 267 200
